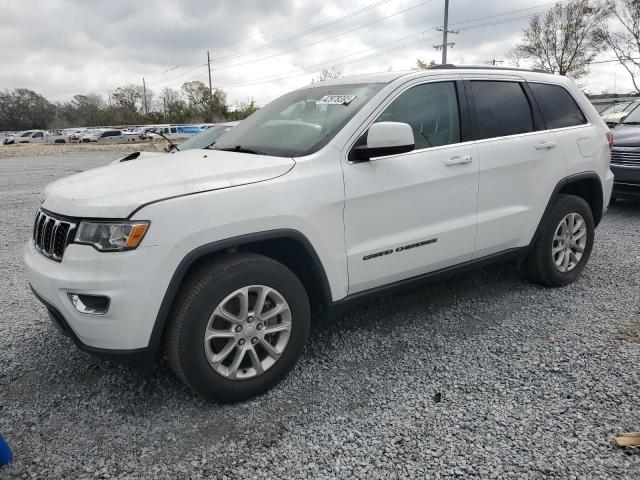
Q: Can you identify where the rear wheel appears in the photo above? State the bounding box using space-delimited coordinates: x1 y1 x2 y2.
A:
165 253 310 402
522 194 595 287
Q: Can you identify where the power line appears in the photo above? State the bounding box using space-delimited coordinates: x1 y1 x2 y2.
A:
146 1 391 85
220 32 441 89
148 0 553 90
448 1 559 27
210 0 436 72
148 0 561 93
213 0 393 63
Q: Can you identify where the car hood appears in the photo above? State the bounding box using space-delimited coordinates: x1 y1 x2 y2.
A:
109 150 167 164
612 124 640 147
42 149 295 218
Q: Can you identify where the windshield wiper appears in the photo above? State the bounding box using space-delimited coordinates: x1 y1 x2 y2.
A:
622 121 640 125
216 145 266 155
149 128 180 151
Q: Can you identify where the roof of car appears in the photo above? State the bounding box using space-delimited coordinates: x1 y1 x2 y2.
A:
313 64 558 88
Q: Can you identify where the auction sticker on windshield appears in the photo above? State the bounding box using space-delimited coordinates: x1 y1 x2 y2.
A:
318 95 357 105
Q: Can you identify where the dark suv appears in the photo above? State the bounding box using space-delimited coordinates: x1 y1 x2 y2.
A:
611 107 640 200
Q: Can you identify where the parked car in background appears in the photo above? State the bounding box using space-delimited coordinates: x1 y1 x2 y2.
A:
601 100 640 128
148 124 203 139
80 129 126 142
112 121 240 163
25 67 612 401
3 130 48 144
611 107 640 201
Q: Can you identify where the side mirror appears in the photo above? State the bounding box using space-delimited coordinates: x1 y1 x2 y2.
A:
351 121 415 162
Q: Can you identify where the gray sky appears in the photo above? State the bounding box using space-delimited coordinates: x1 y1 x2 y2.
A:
1 0 632 107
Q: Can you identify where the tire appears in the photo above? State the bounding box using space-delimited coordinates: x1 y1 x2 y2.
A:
165 253 310 402
522 194 595 287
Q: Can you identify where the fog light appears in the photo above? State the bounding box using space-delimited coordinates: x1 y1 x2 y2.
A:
68 293 110 315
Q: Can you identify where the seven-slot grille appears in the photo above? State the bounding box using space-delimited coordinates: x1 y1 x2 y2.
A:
32 209 77 261
611 147 640 166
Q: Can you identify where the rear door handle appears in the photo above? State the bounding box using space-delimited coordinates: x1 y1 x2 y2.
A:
445 155 472 166
535 141 557 150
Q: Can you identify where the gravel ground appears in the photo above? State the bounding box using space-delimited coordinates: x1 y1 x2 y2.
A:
0 141 169 158
1 154 639 479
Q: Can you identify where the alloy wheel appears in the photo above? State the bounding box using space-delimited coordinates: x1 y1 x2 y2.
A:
552 212 588 273
203 285 292 380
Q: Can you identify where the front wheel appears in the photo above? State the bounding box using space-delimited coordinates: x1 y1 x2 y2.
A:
522 194 595 287
165 253 310 402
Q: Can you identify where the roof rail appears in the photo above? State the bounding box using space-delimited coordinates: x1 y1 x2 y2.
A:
428 64 551 74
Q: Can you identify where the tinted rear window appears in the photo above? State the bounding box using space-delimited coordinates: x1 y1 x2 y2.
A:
529 83 587 129
471 81 534 140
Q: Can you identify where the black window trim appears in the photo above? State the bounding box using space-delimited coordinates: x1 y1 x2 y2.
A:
347 78 473 162
525 81 589 131
464 79 543 142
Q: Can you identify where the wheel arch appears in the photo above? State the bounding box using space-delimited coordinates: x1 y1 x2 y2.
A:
557 172 604 226
530 171 604 249
146 229 333 359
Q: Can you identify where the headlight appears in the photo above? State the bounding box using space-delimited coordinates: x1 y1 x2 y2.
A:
75 221 149 251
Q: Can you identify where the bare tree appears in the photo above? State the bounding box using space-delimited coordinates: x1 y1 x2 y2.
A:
504 48 526 68
181 81 227 122
416 59 437 70
515 0 608 78
598 0 640 93
311 66 344 84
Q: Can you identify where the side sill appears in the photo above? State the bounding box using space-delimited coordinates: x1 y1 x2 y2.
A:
326 247 528 318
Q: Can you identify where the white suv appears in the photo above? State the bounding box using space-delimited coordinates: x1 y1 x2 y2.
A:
24 66 614 401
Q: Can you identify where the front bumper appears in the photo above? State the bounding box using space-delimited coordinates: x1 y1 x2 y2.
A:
30 287 152 365
611 164 640 197
24 239 173 358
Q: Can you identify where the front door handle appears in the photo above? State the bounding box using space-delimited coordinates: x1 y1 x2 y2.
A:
535 141 557 150
445 155 472 166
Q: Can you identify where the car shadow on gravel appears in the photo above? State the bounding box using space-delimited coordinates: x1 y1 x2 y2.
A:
10 259 528 407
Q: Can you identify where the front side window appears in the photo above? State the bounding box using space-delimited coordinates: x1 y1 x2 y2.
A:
471 81 534 140
529 83 587 129
374 81 461 150
214 83 384 157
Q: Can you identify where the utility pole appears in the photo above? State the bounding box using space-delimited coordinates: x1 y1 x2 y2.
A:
142 77 148 117
434 0 458 64
207 51 213 95
207 50 213 121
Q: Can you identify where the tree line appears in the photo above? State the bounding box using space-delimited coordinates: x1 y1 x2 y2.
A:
0 81 259 131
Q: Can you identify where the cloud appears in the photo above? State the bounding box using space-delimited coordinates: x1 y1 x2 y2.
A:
0 0 635 107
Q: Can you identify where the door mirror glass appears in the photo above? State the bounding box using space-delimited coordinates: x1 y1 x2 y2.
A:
351 122 415 162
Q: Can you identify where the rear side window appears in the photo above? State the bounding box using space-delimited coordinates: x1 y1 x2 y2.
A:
471 81 534 140
529 83 587 129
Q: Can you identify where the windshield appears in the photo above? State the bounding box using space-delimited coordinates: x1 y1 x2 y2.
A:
621 103 640 124
173 124 235 151
214 83 384 157
602 101 632 115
